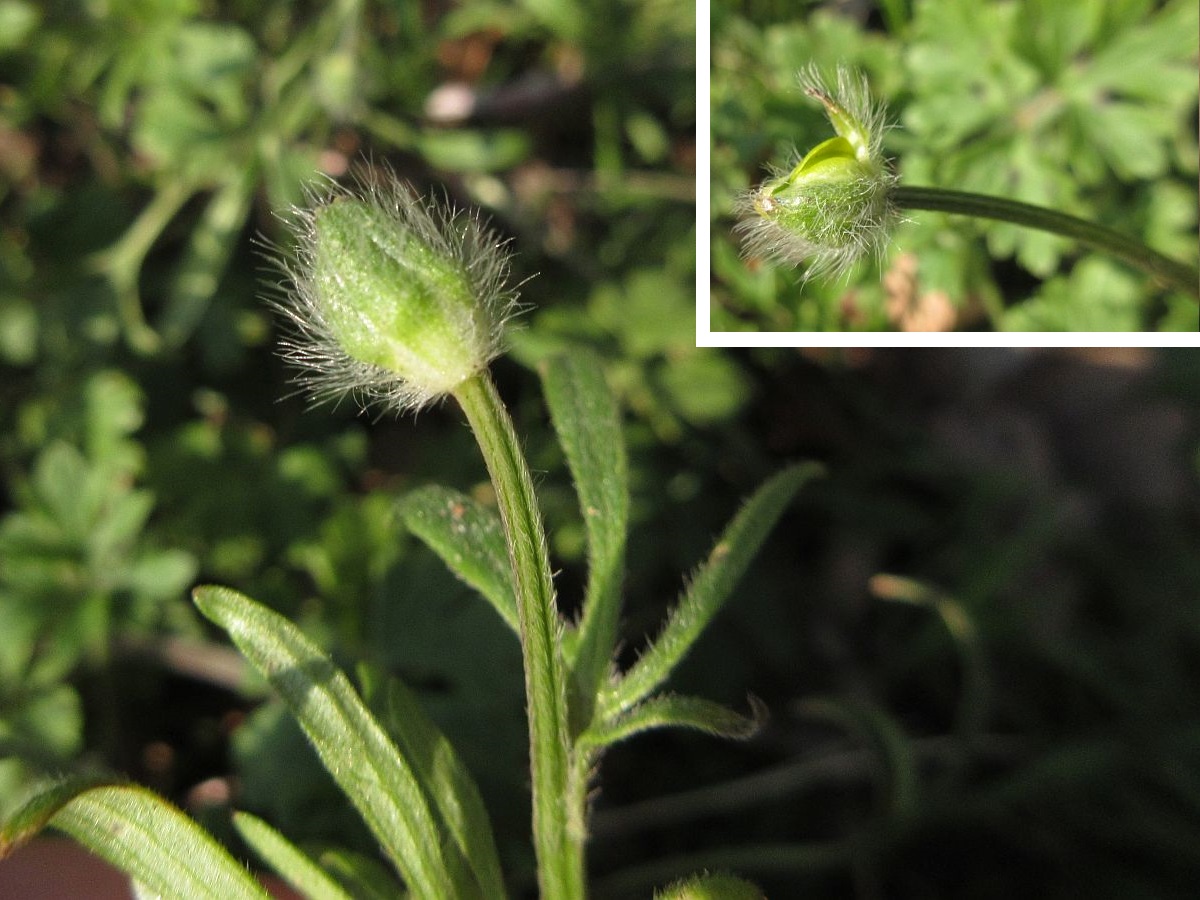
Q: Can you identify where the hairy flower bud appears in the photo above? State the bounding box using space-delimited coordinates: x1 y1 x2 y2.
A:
268 169 519 413
736 66 897 279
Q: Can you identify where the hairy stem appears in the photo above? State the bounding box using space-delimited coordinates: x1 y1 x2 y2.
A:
892 185 1199 300
453 372 585 900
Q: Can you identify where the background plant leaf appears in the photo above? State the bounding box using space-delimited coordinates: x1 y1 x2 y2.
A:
399 485 518 635
600 462 822 719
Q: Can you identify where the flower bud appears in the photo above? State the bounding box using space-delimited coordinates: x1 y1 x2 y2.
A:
736 66 896 279
269 170 519 413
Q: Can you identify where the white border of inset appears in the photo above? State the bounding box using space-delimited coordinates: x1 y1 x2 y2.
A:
695 1 1199 348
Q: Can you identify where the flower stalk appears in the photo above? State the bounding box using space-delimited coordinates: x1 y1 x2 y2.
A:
891 185 1200 300
452 372 585 900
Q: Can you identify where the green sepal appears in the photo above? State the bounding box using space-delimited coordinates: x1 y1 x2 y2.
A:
804 79 873 163
785 135 859 183
655 872 765 899
312 196 484 395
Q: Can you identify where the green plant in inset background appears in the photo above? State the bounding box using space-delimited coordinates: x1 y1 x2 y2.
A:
2 172 813 898
711 0 1199 331
738 66 1198 300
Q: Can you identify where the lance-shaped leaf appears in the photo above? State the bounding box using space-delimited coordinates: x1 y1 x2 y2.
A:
192 585 454 899
798 696 918 820
1 777 269 900
358 664 507 900
539 352 629 712
233 811 354 900
579 694 765 754
399 485 518 635
315 847 402 900
159 167 255 349
600 463 821 719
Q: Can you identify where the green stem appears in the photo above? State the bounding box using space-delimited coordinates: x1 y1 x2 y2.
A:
90 180 196 354
453 372 585 900
891 185 1200 300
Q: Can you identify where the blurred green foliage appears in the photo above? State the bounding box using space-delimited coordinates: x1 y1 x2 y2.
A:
0 370 197 806
711 0 1199 331
0 0 700 857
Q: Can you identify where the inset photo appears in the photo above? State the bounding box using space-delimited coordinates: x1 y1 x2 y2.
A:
706 0 1199 336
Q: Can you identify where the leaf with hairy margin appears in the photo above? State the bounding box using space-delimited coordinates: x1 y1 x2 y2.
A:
358 663 507 900
192 585 454 899
234 811 355 900
600 463 822 719
399 485 518 634
580 694 765 753
1 777 269 900
539 352 629 690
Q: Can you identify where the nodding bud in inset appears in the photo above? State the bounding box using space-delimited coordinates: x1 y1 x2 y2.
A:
267 170 520 413
736 66 897 279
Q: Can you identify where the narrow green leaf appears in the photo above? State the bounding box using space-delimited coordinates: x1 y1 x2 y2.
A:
1 778 269 900
233 811 354 900
359 665 507 900
192 585 454 899
539 352 629 710
580 694 764 753
315 847 403 900
1 774 110 855
870 574 988 746
798 697 919 819
159 167 255 348
399 485 518 634
600 463 822 719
